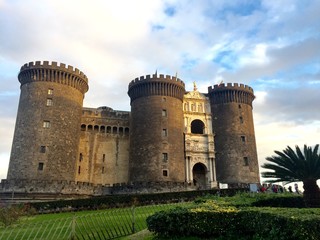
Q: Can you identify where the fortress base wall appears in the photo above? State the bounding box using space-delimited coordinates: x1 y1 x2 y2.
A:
0 179 100 195
0 179 196 197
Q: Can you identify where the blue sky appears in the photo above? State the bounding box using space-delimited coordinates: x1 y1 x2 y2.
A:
0 0 320 184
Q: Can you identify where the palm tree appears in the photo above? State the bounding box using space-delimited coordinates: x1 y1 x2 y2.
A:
261 144 320 207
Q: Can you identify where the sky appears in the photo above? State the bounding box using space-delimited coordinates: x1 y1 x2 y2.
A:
0 0 320 186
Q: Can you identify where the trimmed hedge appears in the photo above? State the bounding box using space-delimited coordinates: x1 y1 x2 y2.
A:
29 188 244 213
146 205 320 239
252 195 305 208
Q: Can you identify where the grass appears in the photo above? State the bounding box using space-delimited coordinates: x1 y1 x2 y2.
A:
0 203 191 240
0 193 310 240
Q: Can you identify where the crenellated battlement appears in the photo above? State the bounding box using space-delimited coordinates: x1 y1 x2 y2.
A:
208 82 255 106
128 73 186 102
208 82 253 93
128 73 185 88
20 61 88 82
18 61 89 94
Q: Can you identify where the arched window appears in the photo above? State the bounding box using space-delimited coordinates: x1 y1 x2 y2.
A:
81 124 86 131
125 127 129 136
191 119 205 134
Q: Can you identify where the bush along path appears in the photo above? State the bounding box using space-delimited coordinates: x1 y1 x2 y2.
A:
147 194 320 240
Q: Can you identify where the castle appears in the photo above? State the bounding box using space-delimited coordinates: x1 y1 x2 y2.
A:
2 61 260 195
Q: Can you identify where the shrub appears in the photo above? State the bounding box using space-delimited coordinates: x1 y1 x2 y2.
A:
252 195 305 208
147 201 240 238
0 205 26 227
30 188 246 213
147 198 320 240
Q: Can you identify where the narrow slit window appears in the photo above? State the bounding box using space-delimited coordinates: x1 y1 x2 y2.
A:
103 154 105 162
162 153 168 162
79 153 83 162
38 162 44 171
163 170 168 177
240 116 244 124
46 98 53 106
162 109 167 117
40 146 46 153
78 166 81 174
162 129 167 137
43 121 50 128
102 167 105 174
244 157 249 166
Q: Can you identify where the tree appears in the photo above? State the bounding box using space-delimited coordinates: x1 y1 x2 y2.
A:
261 144 320 207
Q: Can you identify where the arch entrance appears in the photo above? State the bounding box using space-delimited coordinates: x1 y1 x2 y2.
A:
192 163 207 189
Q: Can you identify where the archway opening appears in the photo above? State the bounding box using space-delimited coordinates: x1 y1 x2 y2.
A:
192 163 207 189
191 119 205 134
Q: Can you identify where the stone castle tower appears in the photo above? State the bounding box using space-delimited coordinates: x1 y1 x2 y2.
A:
128 74 186 182
208 83 259 184
7 61 88 182
4 61 260 195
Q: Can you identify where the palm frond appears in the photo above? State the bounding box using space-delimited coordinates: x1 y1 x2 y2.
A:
261 144 320 183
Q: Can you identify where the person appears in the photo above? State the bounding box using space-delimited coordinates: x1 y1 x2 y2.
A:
288 186 293 193
260 184 267 193
294 183 300 194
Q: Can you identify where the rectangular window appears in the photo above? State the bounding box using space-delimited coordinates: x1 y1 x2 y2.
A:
162 129 167 137
162 153 168 162
102 167 105 173
40 146 46 153
163 170 168 177
162 109 167 117
38 162 44 171
244 157 249 166
241 136 246 142
48 88 53 95
46 98 53 106
43 121 50 128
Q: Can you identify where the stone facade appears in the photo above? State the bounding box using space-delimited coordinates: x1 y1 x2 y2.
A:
3 61 260 195
183 84 216 189
208 83 260 184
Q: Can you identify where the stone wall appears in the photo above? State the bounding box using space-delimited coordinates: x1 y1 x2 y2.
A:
7 61 88 182
77 107 130 185
128 74 186 183
208 83 260 184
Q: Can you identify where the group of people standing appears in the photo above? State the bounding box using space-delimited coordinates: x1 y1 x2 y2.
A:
259 183 300 194
287 183 300 194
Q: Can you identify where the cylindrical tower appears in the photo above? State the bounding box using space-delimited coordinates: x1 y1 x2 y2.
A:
128 74 185 182
7 61 88 182
208 83 260 184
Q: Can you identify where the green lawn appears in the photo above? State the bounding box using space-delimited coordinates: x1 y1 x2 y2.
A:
0 203 190 240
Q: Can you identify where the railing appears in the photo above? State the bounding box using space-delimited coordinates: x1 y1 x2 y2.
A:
0 203 185 240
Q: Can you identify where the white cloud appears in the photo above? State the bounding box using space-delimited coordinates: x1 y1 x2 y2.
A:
0 0 319 181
